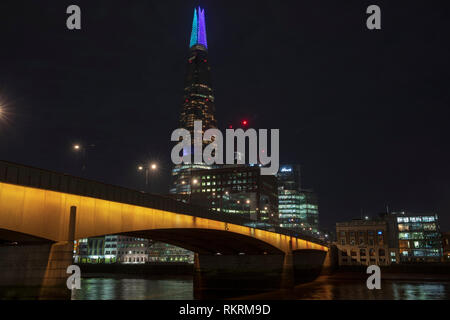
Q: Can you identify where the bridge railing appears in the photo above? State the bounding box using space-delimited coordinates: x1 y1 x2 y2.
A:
0 160 328 247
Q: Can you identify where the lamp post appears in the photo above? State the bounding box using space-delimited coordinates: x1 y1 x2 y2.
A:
189 178 198 203
72 143 95 173
220 189 229 214
138 163 158 193
246 199 255 221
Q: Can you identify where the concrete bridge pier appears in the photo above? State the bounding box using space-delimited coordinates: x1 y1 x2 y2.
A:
0 207 77 300
193 247 334 298
193 253 286 299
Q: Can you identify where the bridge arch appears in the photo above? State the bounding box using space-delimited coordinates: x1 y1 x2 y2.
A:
0 181 328 255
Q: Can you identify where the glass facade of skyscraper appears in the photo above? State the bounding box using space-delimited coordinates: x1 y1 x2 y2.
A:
277 164 320 234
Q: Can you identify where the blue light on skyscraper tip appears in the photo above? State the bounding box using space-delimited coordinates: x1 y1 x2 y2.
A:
189 7 208 49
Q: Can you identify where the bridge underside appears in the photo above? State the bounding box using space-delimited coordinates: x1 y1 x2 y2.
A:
0 229 54 245
122 228 283 255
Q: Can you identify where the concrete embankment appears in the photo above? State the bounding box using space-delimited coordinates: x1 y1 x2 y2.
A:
77 263 194 278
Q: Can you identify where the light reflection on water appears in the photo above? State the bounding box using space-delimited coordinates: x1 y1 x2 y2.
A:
72 278 193 300
71 276 450 300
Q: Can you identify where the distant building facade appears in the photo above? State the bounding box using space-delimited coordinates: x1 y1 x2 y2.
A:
190 165 279 226
383 211 443 263
148 242 194 263
277 164 301 191
442 232 450 262
277 164 319 234
74 236 150 264
336 219 398 266
336 211 443 266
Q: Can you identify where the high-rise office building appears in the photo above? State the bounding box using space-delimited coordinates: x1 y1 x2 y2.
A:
278 164 301 191
277 164 320 234
190 165 279 227
171 7 217 196
165 7 218 261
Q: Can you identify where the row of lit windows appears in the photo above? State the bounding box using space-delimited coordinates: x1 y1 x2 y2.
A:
340 238 383 246
340 230 383 237
193 186 259 194
397 216 436 223
341 248 386 257
198 179 256 186
199 172 255 180
398 223 436 231
398 232 441 240
399 240 441 249
400 249 441 257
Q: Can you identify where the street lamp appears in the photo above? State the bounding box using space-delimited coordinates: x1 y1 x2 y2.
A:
72 143 95 172
137 162 159 193
189 178 199 203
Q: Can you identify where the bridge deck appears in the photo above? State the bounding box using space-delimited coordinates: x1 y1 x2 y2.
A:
0 160 327 247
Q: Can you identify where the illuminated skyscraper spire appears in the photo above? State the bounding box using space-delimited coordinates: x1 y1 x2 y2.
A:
189 7 208 49
171 6 216 195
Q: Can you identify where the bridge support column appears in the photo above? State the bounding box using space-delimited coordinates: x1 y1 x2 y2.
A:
281 251 295 289
193 253 285 299
292 249 329 284
0 206 76 299
39 206 77 299
320 245 338 275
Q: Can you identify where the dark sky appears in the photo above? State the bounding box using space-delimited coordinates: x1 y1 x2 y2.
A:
0 0 449 231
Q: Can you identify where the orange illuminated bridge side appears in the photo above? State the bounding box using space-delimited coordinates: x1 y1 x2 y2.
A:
0 181 327 254
0 160 331 299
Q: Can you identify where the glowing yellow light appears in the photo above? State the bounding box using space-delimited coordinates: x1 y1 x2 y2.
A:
151 163 157 170
138 165 144 171
73 144 81 150
0 181 328 254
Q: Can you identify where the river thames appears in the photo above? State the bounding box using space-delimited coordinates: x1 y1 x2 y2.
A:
71 274 450 300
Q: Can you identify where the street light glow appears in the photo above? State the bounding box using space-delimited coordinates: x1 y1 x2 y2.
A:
151 163 157 170
73 144 81 150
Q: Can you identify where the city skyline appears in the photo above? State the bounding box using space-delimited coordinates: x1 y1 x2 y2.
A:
0 1 449 232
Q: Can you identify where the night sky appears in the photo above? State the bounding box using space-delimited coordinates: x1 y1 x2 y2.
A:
0 1 449 231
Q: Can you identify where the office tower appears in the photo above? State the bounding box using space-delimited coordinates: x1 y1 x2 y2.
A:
190 165 279 227
277 164 319 233
171 7 217 196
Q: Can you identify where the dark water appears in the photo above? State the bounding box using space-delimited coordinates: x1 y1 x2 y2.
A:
71 275 450 300
72 277 193 300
